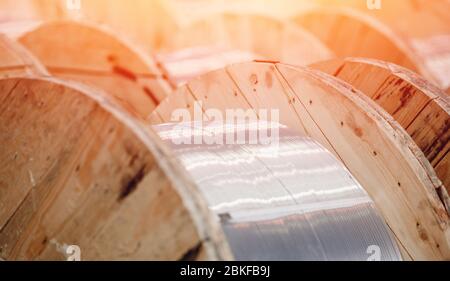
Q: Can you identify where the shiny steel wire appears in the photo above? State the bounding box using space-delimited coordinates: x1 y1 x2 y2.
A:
154 121 402 261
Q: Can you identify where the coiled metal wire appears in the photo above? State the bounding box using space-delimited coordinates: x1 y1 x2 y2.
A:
155 121 402 261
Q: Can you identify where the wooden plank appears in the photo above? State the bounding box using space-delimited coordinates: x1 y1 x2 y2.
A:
436 152 450 190
312 58 450 194
0 20 172 118
226 62 336 153
408 101 450 185
151 61 450 260
0 76 231 260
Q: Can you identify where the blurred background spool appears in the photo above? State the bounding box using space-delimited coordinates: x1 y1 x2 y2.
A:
0 0 176 52
154 12 333 90
0 0 449 261
293 0 450 93
155 46 257 89
0 20 172 117
0 33 47 77
150 61 450 260
166 0 315 24
0 76 231 261
312 58 450 196
159 13 333 67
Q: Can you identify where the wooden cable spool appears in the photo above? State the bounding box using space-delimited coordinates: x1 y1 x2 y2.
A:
312 58 450 196
153 121 403 261
0 76 232 260
0 20 172 118
1 0 176 51
155 46 257 88
167 0 315 24
63 0 177 51
150 61 450 260
293 1 450 93
0 33 48 77
159 13 333 66
0 75 404 261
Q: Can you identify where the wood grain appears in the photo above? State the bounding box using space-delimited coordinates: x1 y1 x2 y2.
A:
0 20 173 118
0 76 231 260
312 58 450 195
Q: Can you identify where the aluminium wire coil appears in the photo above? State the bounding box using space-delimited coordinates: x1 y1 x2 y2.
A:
155 121 402 261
